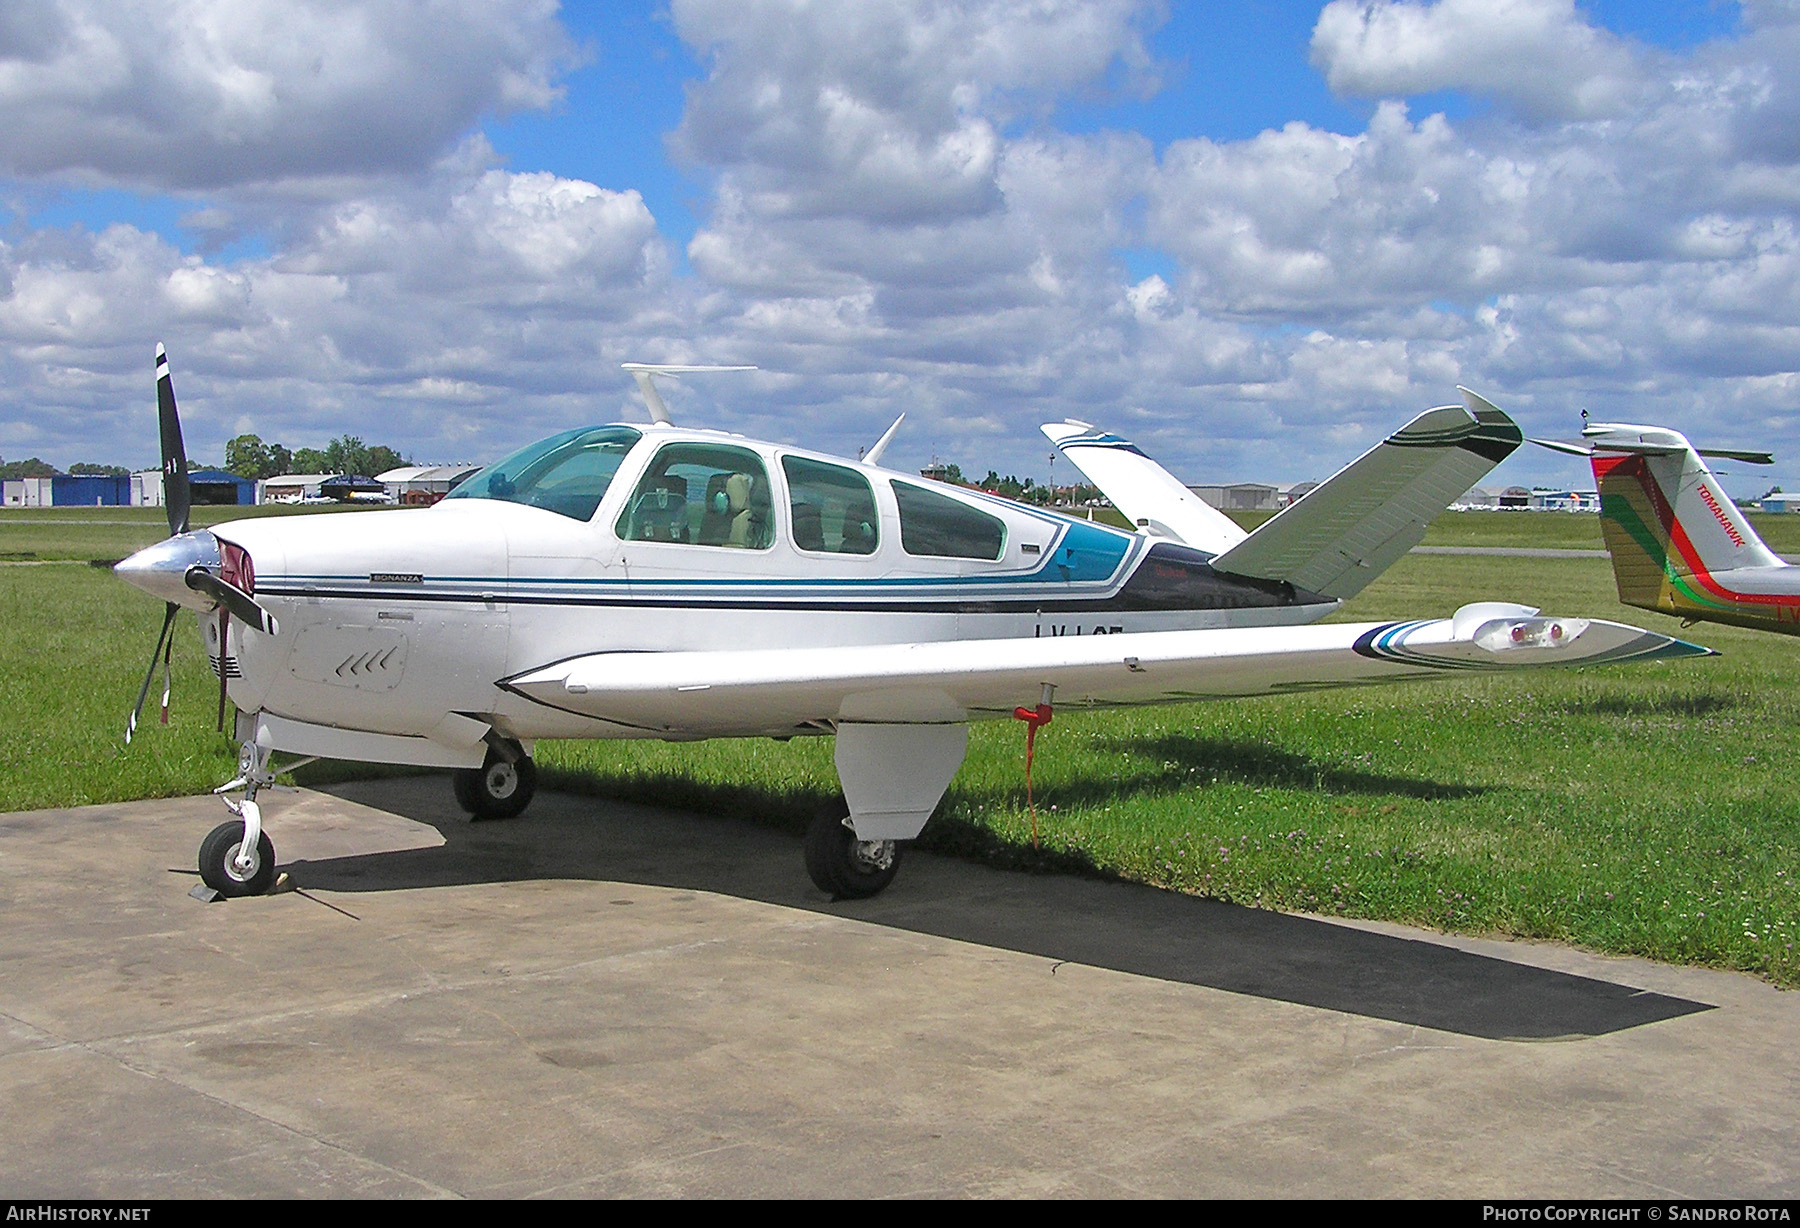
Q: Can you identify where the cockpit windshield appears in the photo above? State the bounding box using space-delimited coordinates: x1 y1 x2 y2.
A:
444 426 643 521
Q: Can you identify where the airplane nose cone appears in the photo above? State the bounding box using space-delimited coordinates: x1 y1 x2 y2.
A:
115 530 220 607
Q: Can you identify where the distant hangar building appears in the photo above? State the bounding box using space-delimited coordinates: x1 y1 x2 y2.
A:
124 469 255 507
5 473 139 507
1187 482 1283 512
4 469 252 507
257 474 338 503
377 464 481 505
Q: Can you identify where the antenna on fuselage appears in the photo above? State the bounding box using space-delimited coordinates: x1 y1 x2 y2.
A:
863 413 905 466
621 363 756 426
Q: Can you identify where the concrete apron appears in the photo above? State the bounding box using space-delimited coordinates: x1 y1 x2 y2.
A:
0 780 1793 1198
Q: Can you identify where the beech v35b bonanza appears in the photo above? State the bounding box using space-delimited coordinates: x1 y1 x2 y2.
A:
116 348 1709 900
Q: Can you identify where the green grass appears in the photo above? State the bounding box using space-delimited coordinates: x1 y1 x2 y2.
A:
1418 510 1602 549
4 505 1798 985
1 564 244 808
0 503 387 563
536 551 1800 987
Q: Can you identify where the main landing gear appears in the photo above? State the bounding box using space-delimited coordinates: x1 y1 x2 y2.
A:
452 743 537 820
804 797 902 900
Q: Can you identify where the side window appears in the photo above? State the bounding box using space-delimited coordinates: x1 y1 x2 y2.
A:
615 442 775 549
891 480 1006 560
782 455 879 556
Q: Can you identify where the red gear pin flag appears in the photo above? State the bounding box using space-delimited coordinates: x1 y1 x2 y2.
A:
1011 683 1056 850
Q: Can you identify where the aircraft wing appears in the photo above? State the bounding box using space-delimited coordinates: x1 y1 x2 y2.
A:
1041 422 1247 555
502 603 1706 735
1207 389 1522 600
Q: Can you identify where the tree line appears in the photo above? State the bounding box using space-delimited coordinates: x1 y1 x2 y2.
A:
2 434 408 483
970 468 1102 507
0 457 129 479
223 434 408 480
920 462 1100 506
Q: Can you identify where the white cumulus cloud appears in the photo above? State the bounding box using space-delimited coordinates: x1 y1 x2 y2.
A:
1310 0 1649 121
0 0 574 192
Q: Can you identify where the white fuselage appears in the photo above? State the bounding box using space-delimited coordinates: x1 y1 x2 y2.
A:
185 425 1337 749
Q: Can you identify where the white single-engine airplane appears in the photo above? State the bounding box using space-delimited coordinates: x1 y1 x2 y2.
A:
117 347 1709 900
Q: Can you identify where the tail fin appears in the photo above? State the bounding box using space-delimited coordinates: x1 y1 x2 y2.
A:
1041 422 1247 555
1585 423 1784 616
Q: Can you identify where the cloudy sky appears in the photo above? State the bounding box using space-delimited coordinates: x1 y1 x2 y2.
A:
0 0 1795 495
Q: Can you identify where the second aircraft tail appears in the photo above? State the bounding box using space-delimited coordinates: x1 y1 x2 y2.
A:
1581 423 1787 621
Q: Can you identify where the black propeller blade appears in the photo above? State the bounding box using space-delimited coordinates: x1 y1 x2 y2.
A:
125 602 180 744
156 343 190 537
215 609 230 733
185 566 279 636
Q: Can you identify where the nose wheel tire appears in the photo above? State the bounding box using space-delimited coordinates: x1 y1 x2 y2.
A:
804 798 902 899
452 748 537 820
198 820 276 897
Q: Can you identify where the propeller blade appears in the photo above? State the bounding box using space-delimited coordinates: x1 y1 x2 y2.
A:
216 609 230 733
184 567 279 635
159 615 173 726
156 344 191 537
125 603 180 744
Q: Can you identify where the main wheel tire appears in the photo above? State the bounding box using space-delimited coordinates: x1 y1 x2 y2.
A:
198 820 276 897
804 798 902 899
452 748 537 820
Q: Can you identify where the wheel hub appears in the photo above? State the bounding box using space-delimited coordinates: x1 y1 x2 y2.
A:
849 838 896 873
485 762 518 799
225 839 260 882
837 815 896 873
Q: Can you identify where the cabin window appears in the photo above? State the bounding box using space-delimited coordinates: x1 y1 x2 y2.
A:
782 456 879 556
891 480 1005 560
616 442 774 549
444 426 642 522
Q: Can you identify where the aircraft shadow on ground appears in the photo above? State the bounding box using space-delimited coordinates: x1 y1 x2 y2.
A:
286 780 1711 1044
1070 734 1490 802
1564 693 1737 719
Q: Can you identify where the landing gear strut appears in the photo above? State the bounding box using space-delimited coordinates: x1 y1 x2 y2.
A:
804 797 903 899
199 740 291 897
452 743 537 820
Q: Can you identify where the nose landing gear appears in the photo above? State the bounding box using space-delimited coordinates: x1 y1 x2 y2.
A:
199 740 310 898
198 817 275 897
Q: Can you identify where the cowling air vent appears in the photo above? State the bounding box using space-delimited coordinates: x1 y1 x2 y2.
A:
289 624 410 693
201 617 241 678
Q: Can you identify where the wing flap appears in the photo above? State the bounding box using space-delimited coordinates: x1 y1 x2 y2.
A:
1209 389 1522 599
503 607 1705 734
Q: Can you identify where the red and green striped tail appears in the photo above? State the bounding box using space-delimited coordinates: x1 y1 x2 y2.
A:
1592 451 1800 634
